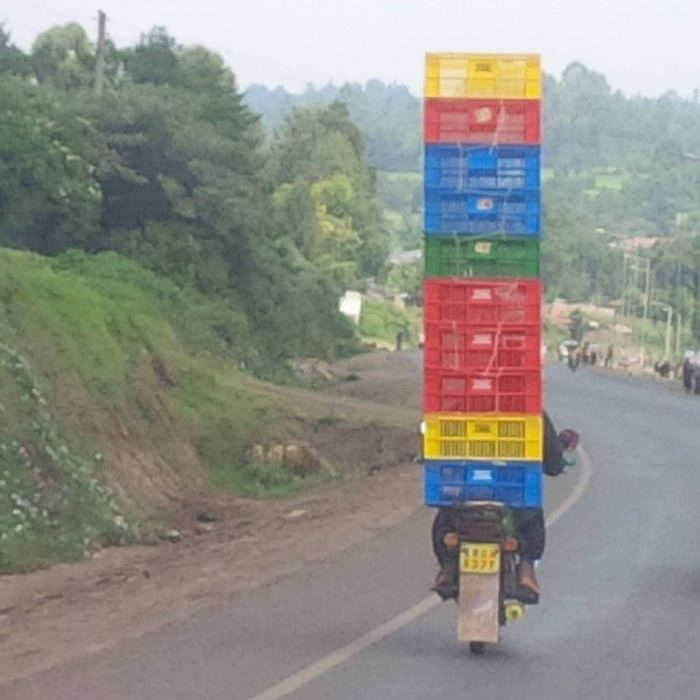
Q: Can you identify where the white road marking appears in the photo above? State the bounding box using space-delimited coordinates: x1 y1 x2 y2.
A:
247 448 594 700
547 447 593 527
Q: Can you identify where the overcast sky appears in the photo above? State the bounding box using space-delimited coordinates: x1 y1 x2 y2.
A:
3 0 699 97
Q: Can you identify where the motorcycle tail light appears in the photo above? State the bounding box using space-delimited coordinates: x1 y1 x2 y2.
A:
502 537 519 553
443 532 459 549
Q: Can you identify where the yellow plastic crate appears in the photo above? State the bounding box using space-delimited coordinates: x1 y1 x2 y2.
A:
423 413 543 461
425 53 541 99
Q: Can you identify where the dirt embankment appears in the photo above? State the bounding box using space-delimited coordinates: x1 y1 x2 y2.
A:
0 350 423 687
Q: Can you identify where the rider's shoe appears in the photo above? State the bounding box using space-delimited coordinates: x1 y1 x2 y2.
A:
431 561 458 601
516 560 540 605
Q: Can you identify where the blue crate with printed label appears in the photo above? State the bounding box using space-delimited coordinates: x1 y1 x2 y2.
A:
424 460 543 508
424 144 541 192
424 189 540 235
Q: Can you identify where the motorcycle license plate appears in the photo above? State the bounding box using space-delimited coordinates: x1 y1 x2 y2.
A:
460 543 500 574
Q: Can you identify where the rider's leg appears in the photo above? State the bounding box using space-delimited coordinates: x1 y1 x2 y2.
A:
513 508 545 603
431 508 458 600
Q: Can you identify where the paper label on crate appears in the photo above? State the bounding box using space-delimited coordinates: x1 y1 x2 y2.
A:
472 469 494 482
473 107 494 124
471 288 494 300
471 378 494 391
474 241 492 255
472 333 493 346
476 197 495 211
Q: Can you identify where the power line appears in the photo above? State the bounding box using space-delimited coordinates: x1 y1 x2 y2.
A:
5 5 337 87
10 0 95 24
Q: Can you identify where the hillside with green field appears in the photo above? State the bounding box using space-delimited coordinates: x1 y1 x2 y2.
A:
0 23 423 573
0 249 315 572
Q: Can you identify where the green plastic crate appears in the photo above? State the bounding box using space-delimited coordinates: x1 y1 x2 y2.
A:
424 236 540 278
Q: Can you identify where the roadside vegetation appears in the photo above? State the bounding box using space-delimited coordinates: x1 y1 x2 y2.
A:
7 18 700 570
0 22 400 571
250 64 700 337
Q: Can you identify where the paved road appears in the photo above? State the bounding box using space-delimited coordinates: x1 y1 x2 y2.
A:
5 364 700 699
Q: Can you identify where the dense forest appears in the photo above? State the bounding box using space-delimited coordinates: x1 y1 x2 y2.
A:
0 24 391 373
247 64 700 235
248 67 700 326
4 20 700 332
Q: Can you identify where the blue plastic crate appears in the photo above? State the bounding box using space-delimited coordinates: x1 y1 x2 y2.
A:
424 189 540 235
424 145 541 192
424 460 543 508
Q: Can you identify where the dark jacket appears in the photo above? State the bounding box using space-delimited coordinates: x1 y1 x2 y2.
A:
543 411 565 476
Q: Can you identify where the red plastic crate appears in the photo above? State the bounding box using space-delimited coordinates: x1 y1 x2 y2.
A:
424 98 541 145
424 367 542 414
423 278 541 326
424 323 542 371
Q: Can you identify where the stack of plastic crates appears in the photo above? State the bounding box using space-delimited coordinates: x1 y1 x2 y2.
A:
422 54 544 510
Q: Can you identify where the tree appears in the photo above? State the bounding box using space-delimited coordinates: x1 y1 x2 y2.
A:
247 80 422 172
124 27 179 85
31 24 93 89
569 309 585 342
0 25 28 76
0 76 101 253
270 102 388 281
0 21 377 366
175 46 258 141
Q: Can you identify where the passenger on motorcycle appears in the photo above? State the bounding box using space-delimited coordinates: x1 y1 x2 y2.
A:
430 411 578 604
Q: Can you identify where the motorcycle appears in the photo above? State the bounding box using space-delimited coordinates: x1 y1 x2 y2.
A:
442 502 525 655
441 430 580 655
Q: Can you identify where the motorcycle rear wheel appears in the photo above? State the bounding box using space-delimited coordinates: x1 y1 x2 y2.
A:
469 642 485 655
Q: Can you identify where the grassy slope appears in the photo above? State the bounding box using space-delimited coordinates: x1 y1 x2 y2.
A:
0 249 312 572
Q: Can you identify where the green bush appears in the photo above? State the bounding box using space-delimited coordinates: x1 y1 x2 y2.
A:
358 298 421 347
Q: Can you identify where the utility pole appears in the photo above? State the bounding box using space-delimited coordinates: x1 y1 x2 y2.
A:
664 306 673 361
643 259 652 323
622 253 628 317
695 269 700 345
676 312 683 358
639 262 653 356
94 10 107 95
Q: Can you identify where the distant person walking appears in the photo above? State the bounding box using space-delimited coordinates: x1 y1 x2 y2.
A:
682 357 694 394
654 359 671 379
568 345 580 372
590 343 599 366
604 344 614 369
395 330 404 352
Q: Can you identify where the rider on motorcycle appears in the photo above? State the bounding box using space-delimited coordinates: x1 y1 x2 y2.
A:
430 411 576 603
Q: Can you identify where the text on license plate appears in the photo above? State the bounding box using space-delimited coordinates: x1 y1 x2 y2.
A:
460 543 501 574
